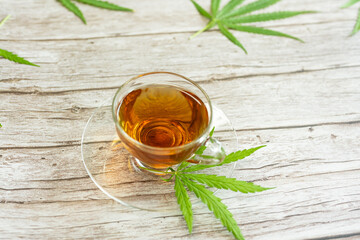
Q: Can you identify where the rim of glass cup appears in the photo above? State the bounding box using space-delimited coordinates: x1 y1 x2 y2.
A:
111 71 213 153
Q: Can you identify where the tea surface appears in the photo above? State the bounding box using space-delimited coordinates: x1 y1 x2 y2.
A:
118 85 209 148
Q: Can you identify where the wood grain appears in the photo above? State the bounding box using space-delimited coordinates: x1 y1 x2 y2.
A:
1 0 360 239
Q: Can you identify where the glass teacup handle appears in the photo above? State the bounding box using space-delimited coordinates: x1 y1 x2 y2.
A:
189 137 226 165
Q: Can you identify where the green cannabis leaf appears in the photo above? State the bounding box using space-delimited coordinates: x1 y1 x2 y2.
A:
175 176 193 233
143 143 270 240
178 145 269 240
0 15 39 67
59 0 86 24
189 0 315 53
181 177 245 240
342 0 360 35
0 49 40 67
194 145 207 155
57 0 133 24
209 126 216 137
183 145 265 172
0 123 2 128
181 174 272 193
75 0 133 11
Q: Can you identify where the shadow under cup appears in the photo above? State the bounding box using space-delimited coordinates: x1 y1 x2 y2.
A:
111 72 213 170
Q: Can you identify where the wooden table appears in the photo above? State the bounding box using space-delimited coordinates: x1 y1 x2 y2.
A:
1 0 360 239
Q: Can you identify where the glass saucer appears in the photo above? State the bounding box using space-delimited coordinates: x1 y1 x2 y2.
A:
81 98 239 212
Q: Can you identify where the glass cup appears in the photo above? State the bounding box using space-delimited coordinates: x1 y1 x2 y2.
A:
112 72 225 170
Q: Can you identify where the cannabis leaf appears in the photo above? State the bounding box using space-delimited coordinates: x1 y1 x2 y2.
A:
182 145 265 172
0 49 40 67
195 145 207 155
59 0 86 24
189 0 315 53
343 0 360 8
209 126 216 137
175 176 193 233
181 174 271 193
142 143 270 240
75 0 132 11
0 15 39 67
57 0 133 24
178 145 270 240
0 123 2 128
181 177 245 240
342 0 360 35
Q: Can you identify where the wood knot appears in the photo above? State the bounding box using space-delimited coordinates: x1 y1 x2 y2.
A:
71 105 81 113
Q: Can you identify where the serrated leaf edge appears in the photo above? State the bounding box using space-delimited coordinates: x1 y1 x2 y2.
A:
175 176 193 233
182 145 266 173
181 177 245 240
181 173 272 193
0 48 39 67
58 0 87 24
74 0 133 12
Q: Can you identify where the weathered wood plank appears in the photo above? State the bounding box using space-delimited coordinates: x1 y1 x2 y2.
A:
1 124 360 239
1 0 360 239
1 21 360 92
0 0 351 39
1 69 360 148
1 0 360 93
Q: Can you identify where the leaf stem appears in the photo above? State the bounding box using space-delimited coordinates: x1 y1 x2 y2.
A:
160 174 175 182
190 20 215 39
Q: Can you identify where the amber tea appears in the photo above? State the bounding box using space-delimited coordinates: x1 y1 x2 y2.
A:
116 85 209 169
119 85 209 147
